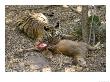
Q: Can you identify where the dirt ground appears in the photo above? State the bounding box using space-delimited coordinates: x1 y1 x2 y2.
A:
5 5 106 72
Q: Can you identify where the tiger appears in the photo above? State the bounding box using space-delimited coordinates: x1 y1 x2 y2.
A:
16 12 53 42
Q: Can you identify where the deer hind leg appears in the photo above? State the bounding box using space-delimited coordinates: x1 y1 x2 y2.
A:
87 42 101 50
73 54 87 67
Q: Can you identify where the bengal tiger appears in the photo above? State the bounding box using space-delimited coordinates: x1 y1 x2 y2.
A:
16 12 53 42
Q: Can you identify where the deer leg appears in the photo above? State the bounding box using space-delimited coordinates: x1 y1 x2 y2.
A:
74 54 87 67
15 47 40 55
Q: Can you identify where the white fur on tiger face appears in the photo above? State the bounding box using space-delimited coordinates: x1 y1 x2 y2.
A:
30 13 48 25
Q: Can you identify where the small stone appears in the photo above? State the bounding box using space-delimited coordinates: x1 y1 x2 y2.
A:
42 67 51 72
65 67 75 72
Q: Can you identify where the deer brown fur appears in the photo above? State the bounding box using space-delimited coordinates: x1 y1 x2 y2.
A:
48 39 100 67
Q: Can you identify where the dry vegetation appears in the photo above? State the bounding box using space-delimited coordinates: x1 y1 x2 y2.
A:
5 5 106 72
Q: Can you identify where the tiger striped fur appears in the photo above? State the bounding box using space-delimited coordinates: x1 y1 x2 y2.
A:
16 13 52 41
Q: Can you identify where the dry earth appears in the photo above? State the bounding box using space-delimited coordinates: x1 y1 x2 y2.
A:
5 5 106 72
